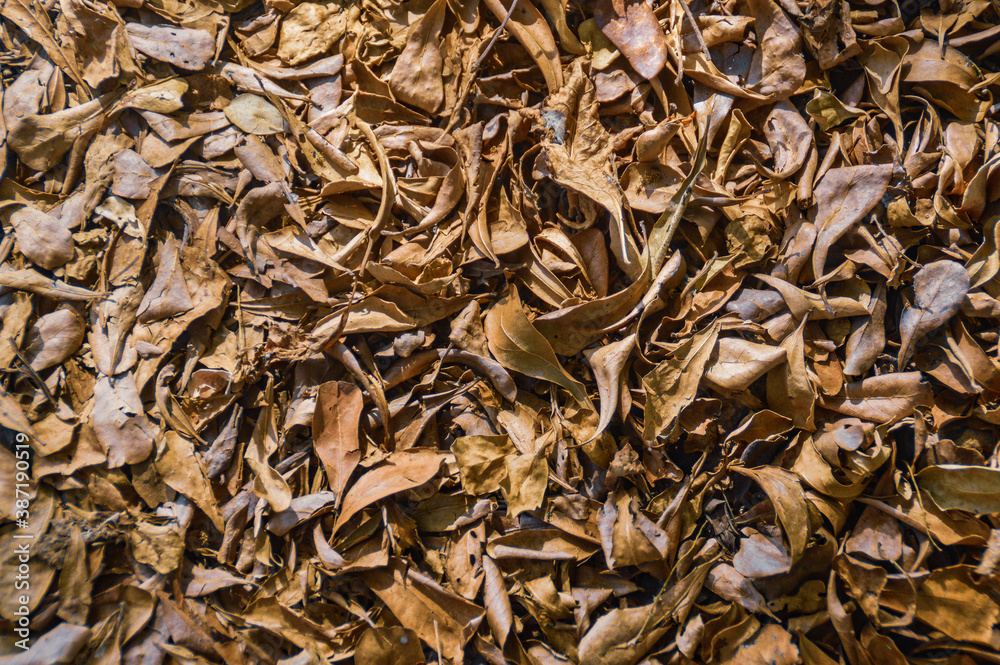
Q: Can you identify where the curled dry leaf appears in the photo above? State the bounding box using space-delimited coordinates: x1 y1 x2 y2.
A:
916 465 1000 515
843 283 887 376
811 165 894 279
332 449 447 535
643 321 720 442
481 0 563 92
585 333 635 438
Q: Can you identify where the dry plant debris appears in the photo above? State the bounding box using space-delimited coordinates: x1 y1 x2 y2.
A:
1 0 1000 663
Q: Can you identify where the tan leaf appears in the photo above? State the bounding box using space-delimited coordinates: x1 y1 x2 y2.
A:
643 321 720 441
843 283 887 376
360 558 484 662
820 372 932 423
91 374 156 467
332 449 447 535
534 60 640 279
452 435 515 495
732 465 810 561
485 285 593 409
705 337 786 392
156 430 225 532
353 626 426 665
224 93 286 135
125 23 216 71
481 0 563 92
312 381 363 504
10 206 74 270
584 333 635 438
916 465 1000 515
811 165 894 279
388 0 446 113
594 0 668 80
277 2 349 66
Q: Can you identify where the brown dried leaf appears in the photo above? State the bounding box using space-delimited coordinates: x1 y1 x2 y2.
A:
10 206 74 270
485 285 593 409
312 381 363 503
594 0 668 80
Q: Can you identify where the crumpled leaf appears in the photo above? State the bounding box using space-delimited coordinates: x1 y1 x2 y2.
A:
576 563 710 665
733 465 810 561
5 1 1000 662
156 431 225 531
91 374 156 467
811 164 894 279
482 0 563 92
277 1 350 66
585 333 635 438
332 449 447 534
0 623 91 665
361 558 484 662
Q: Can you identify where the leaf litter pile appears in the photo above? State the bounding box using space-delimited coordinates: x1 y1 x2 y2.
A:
5 0 1000 662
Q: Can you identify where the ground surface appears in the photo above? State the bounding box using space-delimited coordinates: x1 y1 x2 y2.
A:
0 0 1000 664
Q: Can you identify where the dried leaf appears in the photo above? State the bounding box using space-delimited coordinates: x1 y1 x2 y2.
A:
312 381 363 504
594 0 668 80
916 465 1000 515
224 93 286 135
820 372 932 423
332 449 446 534
10 206 74 270
811 165 894 279
643 321 720 441
388 0 446 114
898 260 971 365
485 285 593 409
